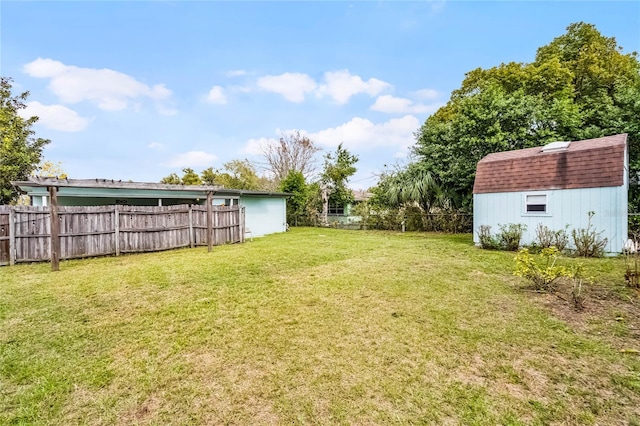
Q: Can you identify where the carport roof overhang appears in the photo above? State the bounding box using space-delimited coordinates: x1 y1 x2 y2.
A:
11 178 290 199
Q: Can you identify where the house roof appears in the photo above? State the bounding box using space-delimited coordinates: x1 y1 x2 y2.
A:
473 134 627 194
12 177 290 198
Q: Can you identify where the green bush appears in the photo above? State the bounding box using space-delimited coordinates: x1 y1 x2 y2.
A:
535 223 569 252
572 212 607 257
498 223 526 251
477 225 501 250
514 247 569 292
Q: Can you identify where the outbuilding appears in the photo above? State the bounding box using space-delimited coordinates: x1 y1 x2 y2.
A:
473 134 628 254
12 178 288 237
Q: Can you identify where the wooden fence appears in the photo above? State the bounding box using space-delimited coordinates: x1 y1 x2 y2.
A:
0 204 245 266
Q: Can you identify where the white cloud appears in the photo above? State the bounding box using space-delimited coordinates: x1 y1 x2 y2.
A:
242 137 273 155
317 70 391 104
308 115 420 152
206 85 227 104
413 88 440 100
147 142 165 150
225 69 248 77
164 151 218 168
23 58 171 111
19 101 90 132
370 95 441 114
257 72 317 103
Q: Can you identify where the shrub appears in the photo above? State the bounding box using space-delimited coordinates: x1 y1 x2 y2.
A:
477 225 501 250
569 263 589 311
572 212 607 257
498 223 526 251
535 223 569 252
514 247 569 292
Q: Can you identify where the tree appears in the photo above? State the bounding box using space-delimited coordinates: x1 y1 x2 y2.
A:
320 144 358 220
412 22 640 210
160 172 181 185
34 160 68 179
279 170 308 225
0 77 50 204
160 167 202 185
260 130 321 183
201 159 272 190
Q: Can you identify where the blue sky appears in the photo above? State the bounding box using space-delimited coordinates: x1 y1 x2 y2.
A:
2 1 639 189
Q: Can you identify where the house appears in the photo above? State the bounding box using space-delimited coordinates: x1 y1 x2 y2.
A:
12 178 288 237
327 189 372 225
472 134 628 254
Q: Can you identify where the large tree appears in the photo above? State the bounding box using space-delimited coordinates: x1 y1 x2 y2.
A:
260 131 321 183
412 22 640 210
0 77 50 204
320 143 358 209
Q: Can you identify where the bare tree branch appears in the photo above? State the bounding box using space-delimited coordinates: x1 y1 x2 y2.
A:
260 131 321 183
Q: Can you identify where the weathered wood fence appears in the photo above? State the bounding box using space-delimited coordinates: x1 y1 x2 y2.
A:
0 204 245 266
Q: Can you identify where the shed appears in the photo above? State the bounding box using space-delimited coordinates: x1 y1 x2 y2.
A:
12 178 288 237
472 134 628 253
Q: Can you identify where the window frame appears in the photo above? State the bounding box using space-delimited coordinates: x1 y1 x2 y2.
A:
522 193 550 216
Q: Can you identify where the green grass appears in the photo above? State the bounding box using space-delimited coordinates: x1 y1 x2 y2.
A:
1 228 639 424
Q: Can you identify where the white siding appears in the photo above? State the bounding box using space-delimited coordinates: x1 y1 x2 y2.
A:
240 196 287 237
473 185 628 254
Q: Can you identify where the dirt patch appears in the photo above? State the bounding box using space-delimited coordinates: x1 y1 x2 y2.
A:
528 282 640 352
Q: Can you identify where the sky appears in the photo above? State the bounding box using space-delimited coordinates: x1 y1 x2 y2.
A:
2 1 639 190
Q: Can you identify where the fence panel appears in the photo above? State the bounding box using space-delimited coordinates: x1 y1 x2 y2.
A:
14 207 51 263
0 204 245 266
58 206 116 259
118 205 191 253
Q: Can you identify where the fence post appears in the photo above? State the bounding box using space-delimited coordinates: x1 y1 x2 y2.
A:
114 206 120 256
9 208 15 266
188 205 194 249
48 186 60 271
207 191 213 252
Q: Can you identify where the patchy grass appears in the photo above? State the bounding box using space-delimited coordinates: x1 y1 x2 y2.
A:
0 228 639 424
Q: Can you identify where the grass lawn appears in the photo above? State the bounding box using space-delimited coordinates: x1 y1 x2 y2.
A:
1 228 639 425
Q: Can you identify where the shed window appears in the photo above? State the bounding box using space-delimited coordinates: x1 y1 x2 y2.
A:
525 194 547 213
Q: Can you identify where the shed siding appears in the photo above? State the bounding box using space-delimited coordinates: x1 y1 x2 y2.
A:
240 196 286 237
473 185 627 253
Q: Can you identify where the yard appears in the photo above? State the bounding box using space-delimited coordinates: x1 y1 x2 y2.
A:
1 228 639 425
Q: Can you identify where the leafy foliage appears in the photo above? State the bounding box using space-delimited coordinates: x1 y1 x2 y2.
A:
201 160 270 190
410 22 640 210
160 161 272 190
160 167 202 185
478 223 526 251
279 170 309 225
498 223 527 251
514 247 569 292
572 212 608 257
34 160 68 179
535 223 569 252
320 143 358 208
477 225 501 250
0 77 50 204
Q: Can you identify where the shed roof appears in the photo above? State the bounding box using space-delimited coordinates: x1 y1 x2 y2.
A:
473 134 627 194
12 177 290 198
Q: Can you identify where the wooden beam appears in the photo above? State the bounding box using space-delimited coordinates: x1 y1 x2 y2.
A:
48 186 60 271
206 191 213 252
